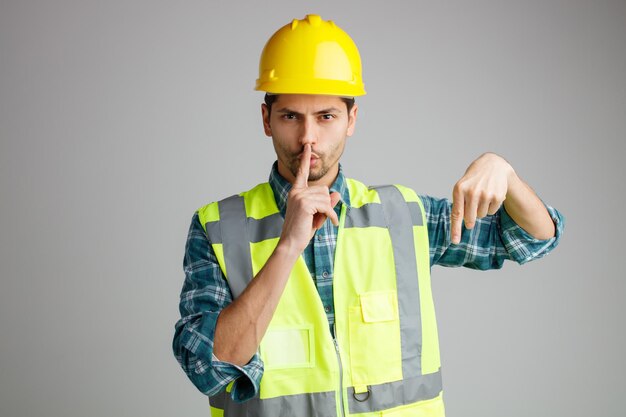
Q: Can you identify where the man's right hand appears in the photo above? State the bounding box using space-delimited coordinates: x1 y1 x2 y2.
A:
279 144 341 254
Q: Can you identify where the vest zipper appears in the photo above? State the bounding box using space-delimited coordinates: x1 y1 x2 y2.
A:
333 324 346 417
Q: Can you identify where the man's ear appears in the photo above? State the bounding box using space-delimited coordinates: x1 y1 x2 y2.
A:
261 103 272 137
346 104 358 137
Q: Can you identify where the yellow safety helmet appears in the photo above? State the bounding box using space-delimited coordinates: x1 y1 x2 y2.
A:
255 14 366 97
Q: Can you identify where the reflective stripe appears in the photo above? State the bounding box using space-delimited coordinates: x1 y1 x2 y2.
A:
249 213 283 243
206 201 421 242
207 201 421 244
408 202 423 226
205 213 283 244
347 370 443 414
210 390 227 409
373 186 423 377
210 390 337 417
345 202 422 229
218 195 253 299
205 220 222 244
345 203 386 228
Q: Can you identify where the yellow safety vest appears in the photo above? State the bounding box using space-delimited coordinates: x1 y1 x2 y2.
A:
197 178 445 417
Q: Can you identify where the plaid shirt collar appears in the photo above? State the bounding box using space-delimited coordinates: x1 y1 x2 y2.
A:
268 161 351 216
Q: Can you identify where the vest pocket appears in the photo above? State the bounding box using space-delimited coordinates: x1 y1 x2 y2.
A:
349 291 403 386
259 325 315 370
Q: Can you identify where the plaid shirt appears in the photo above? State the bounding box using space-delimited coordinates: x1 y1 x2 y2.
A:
173 162 565 403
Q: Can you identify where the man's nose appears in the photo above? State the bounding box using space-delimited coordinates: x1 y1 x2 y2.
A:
299 117 317 146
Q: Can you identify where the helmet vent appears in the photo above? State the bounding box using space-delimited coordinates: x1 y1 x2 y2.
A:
305 14 322 27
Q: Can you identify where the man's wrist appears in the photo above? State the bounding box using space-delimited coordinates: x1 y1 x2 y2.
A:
275 238 304 262
505 167 521 200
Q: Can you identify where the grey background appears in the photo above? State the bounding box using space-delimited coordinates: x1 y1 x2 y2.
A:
1 0 624 416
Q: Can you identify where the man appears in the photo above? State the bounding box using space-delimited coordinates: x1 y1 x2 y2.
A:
173 14 564 417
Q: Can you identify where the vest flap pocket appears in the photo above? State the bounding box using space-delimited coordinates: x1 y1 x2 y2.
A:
360 290 398 323
259 326 315 370
349 291 403 387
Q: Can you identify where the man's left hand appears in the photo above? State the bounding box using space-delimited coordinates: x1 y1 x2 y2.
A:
450 152 515 244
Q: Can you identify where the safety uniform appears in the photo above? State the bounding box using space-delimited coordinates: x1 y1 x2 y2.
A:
197 178 446 417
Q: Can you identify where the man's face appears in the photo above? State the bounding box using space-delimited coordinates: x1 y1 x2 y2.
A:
262 94 358 186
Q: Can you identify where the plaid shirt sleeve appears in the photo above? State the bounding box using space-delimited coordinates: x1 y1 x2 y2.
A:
420 195 565 269
173 212 263 402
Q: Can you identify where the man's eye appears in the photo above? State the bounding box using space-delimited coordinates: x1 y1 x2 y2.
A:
321 114 335 120
282 114 297 120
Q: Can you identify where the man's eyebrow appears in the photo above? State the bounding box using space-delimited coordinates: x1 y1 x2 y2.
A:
275 107 301 115
275 107 343 115
315 107 343 114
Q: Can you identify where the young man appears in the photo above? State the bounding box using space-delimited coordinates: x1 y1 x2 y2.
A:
173 15 564 417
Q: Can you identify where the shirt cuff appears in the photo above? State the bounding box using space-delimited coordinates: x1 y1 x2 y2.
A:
498 203 565 265
211 352 264 402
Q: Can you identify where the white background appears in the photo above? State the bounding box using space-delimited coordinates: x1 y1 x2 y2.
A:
1 1 624 416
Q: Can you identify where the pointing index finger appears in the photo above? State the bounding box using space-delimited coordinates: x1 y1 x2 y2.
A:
294 144 311 189
450 187 464 245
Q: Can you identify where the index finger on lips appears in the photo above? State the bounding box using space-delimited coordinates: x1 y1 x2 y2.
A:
294 144 311 189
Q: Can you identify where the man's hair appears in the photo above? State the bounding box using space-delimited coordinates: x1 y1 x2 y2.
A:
264 93 356 118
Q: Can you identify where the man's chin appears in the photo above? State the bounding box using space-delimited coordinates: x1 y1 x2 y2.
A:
307 169 327 182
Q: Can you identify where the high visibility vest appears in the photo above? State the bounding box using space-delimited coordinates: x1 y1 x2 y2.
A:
197 178 445 417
